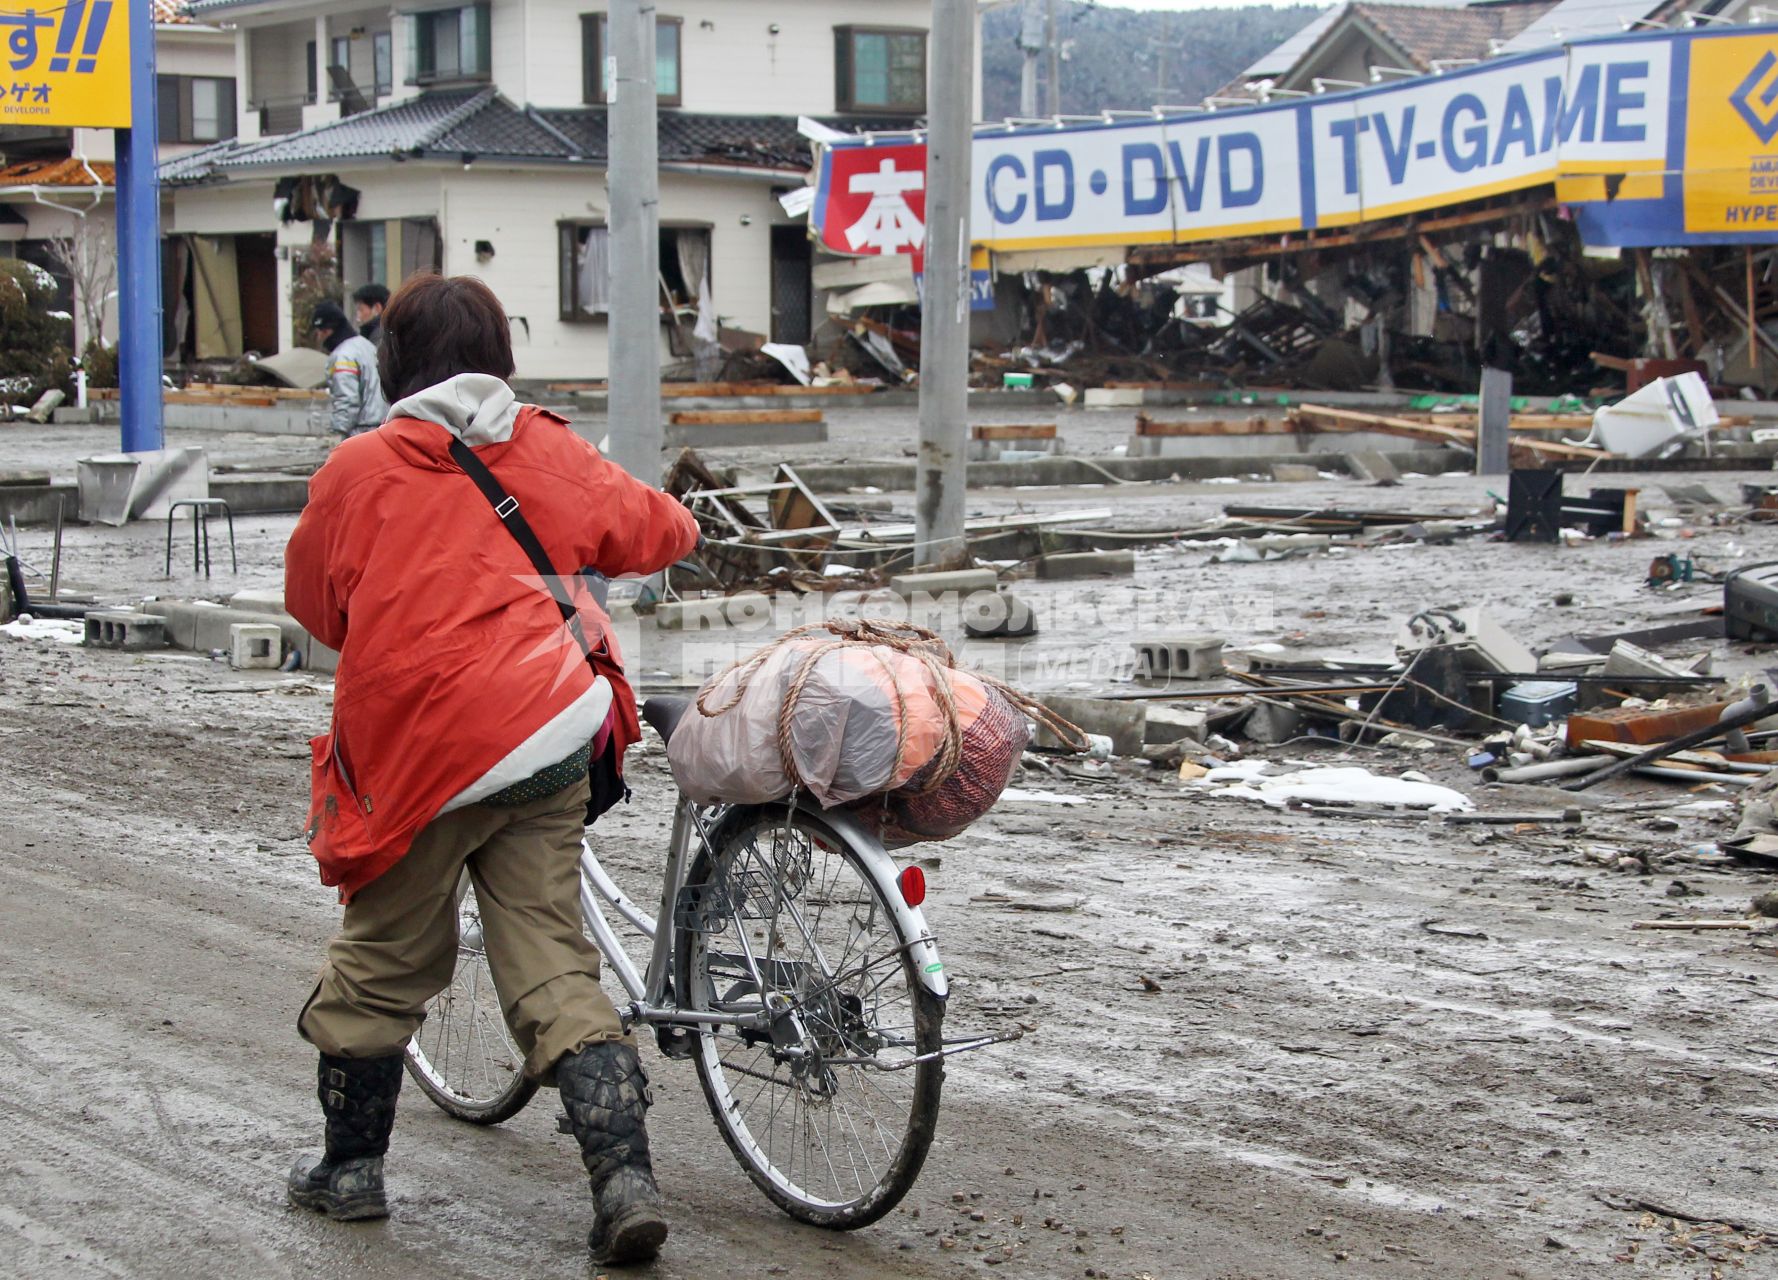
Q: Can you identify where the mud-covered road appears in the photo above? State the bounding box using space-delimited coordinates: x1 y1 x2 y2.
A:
4 631 1776 1280
5 455 1778 1278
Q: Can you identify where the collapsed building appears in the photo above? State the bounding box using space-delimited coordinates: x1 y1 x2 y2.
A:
809 0 1778 399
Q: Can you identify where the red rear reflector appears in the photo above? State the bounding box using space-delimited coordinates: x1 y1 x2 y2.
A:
897 865 926 907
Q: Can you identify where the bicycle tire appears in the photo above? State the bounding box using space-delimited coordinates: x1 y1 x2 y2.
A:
404 879 539 1125
675 806 944 1229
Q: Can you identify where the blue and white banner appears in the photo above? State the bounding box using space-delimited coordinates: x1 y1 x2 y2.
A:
812 26 1778 253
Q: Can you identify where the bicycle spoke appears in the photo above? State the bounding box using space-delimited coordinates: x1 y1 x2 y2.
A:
685 813 941 1221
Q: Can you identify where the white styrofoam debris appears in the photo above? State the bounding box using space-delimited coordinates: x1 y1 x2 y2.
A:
1 617 83 644
1198 763 1473 813
1000 788 1089 806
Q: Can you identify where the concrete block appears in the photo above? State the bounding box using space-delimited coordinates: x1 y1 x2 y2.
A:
1083 388 1145 409
1346 449 1401 484
962 592 1037 638
966 436 1063 463
83 610 169 651
888 568 998 598
1032 693 1146 757
1244 702 1303 745
654 593 774 631
230 588 286 613
662 420 828 449
50 406 101 425
1035 550 1135 580
154 601 305 657
1269 462 1321 483
1144 705 1210 745
1132 636 1225 680
230 623 283 669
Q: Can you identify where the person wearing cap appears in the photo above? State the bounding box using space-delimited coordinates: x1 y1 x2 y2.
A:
312 299 389 438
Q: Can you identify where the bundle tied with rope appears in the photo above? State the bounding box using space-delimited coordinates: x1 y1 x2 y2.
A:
666 618 1088 842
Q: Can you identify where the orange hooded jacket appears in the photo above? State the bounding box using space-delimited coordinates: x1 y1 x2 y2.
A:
285 378 698 901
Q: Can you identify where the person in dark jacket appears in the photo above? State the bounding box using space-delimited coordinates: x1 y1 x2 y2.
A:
352 283 390 343
312 300 389 437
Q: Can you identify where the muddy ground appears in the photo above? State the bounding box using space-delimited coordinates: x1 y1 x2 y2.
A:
3 420 1778 1279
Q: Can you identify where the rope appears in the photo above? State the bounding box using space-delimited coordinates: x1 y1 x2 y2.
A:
692 617 1093 793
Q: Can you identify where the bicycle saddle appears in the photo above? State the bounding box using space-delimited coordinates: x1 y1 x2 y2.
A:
641 696 691 746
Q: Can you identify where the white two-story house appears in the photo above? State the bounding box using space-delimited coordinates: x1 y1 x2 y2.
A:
165 0 979 379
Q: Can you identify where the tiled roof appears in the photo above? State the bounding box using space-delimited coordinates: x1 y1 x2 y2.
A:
1345 0 1559 69
0 157 115 188
537 107 831 169
161 89 884 183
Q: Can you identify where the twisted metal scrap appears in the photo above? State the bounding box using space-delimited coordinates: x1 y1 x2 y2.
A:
694 617 1089 795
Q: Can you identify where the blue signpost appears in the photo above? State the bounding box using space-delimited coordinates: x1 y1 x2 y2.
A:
114 0 163 453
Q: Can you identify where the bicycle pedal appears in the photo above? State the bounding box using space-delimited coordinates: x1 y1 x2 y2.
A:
654 1026 695 1060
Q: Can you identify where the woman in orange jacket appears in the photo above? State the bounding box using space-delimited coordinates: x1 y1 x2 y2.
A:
283 273 698 1266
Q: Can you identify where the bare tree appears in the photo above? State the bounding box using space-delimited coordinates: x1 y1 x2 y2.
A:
45 217 117 349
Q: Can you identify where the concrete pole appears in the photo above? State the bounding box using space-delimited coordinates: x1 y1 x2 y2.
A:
1045 0 1060 114
606 0 662 481
116 0 163 453
1018 1 1043 117
915 0 974 568
1477 366 1512 476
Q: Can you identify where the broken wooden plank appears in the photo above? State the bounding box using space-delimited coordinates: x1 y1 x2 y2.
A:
1290 404 1611 460
972 423 1057 440
1135 414 1291 437
668 408 825 426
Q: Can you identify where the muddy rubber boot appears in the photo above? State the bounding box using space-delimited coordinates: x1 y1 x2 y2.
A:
557 1042 668 1266
286 1052 403 1221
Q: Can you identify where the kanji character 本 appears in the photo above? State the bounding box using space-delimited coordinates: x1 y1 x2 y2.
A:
31 82 48 102
0 9 52 72
843 158 925 254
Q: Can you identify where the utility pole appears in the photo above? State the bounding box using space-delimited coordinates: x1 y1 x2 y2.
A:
915 0 974 568
116 0 163 453
606 0 661 481
1018 1 1044 117
1045 0 1061 114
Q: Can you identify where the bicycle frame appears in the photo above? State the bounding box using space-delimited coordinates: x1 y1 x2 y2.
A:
576 795 950 1036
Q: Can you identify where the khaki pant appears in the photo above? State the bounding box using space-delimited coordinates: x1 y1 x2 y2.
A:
299 776 627 1079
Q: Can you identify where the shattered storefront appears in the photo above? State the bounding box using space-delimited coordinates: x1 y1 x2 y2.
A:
809 25 1778 397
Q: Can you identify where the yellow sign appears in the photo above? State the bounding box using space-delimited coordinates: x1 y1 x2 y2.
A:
0 0 131 129
1684 33 1778 234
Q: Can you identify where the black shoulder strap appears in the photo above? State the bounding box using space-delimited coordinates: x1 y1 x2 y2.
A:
448 436 592 657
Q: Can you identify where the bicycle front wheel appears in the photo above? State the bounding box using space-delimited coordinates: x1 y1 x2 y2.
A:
404 877 538 1125
676 807 944 1229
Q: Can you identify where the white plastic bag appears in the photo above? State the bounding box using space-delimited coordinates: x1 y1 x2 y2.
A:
668 638 948 807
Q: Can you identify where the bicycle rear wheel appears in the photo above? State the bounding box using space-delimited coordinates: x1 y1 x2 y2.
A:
404 877 538 1124
676 807 944 1229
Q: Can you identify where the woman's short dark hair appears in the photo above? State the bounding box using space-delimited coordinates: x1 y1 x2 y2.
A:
377 273 515 403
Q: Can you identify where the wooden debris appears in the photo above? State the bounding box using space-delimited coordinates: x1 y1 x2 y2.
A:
1631 919 1758 930
668 408 825 426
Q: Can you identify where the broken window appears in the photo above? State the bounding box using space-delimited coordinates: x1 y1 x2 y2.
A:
560 221 611 321
834 26 925 114
581 13 682 106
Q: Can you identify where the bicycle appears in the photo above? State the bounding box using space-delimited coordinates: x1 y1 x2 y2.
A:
404 695 1009 1228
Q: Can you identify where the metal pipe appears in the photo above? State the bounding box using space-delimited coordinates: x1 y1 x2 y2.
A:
116 0 164 453
1482 756 1603 783
1632 766 1755 787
